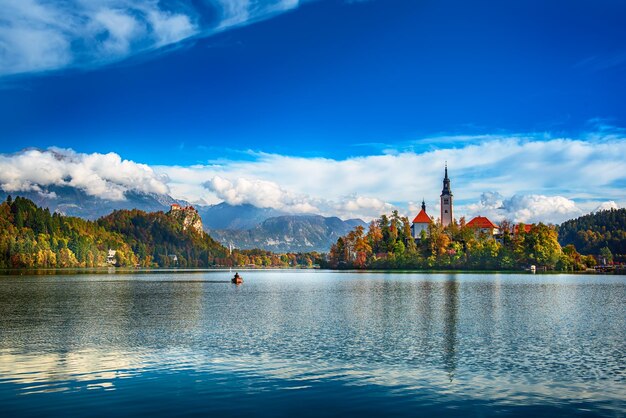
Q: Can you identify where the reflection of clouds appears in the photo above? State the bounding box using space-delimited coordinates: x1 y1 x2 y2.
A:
0 349 139 393
1 349 624 409
209 354 626 409
1 271 624 415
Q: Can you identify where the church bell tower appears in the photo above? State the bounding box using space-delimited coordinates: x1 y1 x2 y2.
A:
440 164 453 226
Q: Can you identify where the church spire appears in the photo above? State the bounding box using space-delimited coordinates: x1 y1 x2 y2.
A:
442 163 451 195
440 164 453 227
421 199 426 211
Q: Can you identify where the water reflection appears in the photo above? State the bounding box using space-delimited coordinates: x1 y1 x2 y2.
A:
442 275 458 382
0 349 138 393
0 271 624 416
1 347 624 412
0 277 206 353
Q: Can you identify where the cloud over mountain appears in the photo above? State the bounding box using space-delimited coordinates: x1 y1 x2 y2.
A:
593 201 620 213
0 0 301 77
204 175 318 213
0 148 169 200
1 131 624 223
203 176 394 219
158 133 626 222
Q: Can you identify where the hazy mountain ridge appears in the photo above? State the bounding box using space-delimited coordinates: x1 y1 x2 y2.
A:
0 187 189 220
0 188 286 229
209 215 368 253
197 203 285 230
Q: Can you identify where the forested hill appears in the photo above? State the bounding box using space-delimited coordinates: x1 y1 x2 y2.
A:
0 196 228 268
558 208 626 261
97 209 228 267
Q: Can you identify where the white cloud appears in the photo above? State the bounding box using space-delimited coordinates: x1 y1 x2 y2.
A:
0 0 74 67
91 9 144 55
204 175 318 213
334 195 394 220
593 201 620 213
202 175 392 219
156 134 626 222
466 193 583 224
0 148 169 201
147 9 195 46
0 0 301 77
2 133 625 223
216 0 300 28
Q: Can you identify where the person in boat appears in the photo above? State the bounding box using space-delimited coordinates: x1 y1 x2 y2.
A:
233 272 242 282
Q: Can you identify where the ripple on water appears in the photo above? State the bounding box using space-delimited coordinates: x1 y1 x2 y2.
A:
0 271 624 416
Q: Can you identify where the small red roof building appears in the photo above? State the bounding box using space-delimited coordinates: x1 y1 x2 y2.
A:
412 208 431 224
412 200 432 224
466 216 498 229
411 200 432 239
513 224 533 234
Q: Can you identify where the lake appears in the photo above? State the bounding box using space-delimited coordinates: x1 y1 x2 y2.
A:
0 270 624 417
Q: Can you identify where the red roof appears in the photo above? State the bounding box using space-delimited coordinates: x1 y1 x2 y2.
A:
467 216 498 229
412 209 431 224
513 224 533 234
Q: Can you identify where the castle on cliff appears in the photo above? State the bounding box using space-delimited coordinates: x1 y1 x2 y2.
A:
169 204 204 234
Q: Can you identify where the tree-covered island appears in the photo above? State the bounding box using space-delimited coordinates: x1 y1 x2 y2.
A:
324 209 625 272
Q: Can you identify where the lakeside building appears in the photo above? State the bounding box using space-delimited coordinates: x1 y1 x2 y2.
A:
410 200 432 239
411 166 501 238
440 165 453 227
412 166 454 234
466 216 500 236
106 249 117 265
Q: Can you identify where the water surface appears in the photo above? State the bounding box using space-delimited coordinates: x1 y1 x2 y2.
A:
0 271 624 416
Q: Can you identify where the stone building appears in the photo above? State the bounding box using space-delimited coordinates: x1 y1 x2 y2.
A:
411 200 432 239
440 165 453 227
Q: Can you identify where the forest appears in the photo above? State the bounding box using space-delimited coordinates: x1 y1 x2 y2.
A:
0 196 320 269
2 196 622 271
558 208 625 263
324 210 605 271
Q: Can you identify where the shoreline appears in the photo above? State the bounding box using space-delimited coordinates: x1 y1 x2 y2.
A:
1 267 624 276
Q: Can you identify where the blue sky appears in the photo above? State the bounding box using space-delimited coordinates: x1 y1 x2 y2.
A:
1 0 625 222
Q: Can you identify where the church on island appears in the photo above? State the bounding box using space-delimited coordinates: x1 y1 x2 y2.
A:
410 165 499 240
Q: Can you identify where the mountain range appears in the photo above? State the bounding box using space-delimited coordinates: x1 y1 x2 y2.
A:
197 203 285 230
209 215 367 253
0 186 187 220
0 187 365 253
